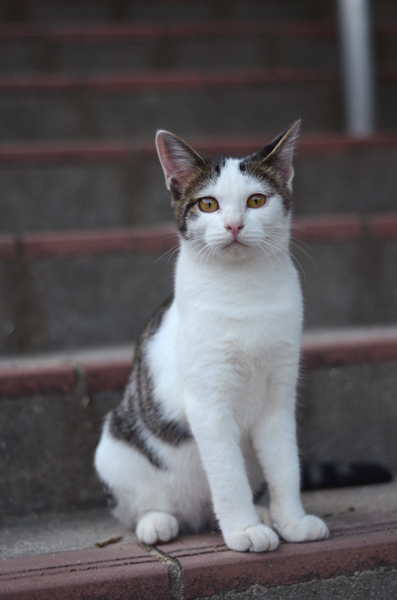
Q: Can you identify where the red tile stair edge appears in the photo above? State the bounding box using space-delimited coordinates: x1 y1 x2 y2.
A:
0 542 170 600
1 67 397 94
1 326 397 399
0 67 339 93
158 522 397 599
1 212 397 261
0 520 396 600
1 133 397 166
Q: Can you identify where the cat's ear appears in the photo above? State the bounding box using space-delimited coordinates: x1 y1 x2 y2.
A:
254 119 301 189
156 130 208 192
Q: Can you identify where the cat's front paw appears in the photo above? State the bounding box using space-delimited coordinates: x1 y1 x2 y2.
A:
136 511 179 545
274 514 329 543
225 524 279 553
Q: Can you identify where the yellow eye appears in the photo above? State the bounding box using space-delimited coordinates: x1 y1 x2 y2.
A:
199 197 219 213
247 193 266 209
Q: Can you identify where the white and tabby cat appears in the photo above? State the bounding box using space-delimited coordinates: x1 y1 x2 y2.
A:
95 120 329 552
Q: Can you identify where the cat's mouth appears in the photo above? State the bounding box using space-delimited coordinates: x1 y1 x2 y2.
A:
226 238 247 247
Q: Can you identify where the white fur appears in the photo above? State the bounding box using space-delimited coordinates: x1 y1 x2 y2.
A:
95 157 329 552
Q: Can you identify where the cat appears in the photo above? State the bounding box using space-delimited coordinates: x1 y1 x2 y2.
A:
94 119 330 552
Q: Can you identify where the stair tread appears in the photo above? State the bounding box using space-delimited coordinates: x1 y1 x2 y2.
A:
1 133 397 167
1 483 396 561
0 483 396 600
1 67 397 93
1 324 397 396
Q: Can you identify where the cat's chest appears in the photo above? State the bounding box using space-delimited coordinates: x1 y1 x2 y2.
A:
177 261 302 359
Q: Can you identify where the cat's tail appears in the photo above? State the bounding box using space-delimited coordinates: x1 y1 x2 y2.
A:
301 461 393 490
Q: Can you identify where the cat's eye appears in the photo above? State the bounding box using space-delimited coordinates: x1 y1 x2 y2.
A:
199 197 219 213
247 193 267 209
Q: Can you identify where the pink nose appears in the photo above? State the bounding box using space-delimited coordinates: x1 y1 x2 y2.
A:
226 223 244 238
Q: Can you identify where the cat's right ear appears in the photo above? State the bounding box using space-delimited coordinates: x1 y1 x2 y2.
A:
156 130 207 191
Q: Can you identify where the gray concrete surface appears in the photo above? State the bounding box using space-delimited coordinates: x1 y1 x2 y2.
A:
1 481 396 560
0 389 121 516
0 84 343 142
299 361 397 472
0 0 336 26
1 239 396 355
194 568 397 600
0 508 139 560
1 252 175 355
2 148 397 235
0 36 339 74
1 343 396 517
4 0 396 26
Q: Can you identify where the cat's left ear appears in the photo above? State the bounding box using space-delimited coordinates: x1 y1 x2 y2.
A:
254 119 301 190
156 130 208 192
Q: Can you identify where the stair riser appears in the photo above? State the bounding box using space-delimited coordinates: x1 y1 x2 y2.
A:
2 148 397 234
0 83 344 141
299 362 397 470
0 1 337 25
3 33 397 75
1 360 396 517
0 37 339 73
1 240 396 355
0 253 175 355
4 0 397 23
3 82 397 141
0 390 115 517
299 239 397 329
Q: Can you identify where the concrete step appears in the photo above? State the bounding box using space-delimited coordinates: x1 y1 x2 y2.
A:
1 69 397 141
0 325 396 517
2 0 397 25
0 21 342 73
2 21 397 74
0 486 396 599
0 0 339 25
0 68 348 141
2 134 397 234
1 214 397 354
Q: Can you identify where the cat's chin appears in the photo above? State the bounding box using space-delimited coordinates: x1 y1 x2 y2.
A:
224 240 247 251
218 240 262 262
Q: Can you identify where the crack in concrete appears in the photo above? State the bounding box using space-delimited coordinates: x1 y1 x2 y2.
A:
140 543 185 600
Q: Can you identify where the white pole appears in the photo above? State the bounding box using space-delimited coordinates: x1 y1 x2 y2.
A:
337 0 376 136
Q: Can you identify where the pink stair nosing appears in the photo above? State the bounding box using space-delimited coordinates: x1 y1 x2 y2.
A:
0 519 396 600
0 133 397 166
1 213 397 261
1 326 397 399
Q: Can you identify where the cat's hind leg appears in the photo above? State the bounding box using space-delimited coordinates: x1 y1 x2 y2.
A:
136 511 179 545
95 418 212 542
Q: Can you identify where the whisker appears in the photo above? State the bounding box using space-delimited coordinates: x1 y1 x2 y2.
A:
290 225 319 239
155 243 180 264
289 239 317 269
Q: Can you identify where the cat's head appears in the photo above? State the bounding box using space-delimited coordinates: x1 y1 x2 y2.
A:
156 120 300 261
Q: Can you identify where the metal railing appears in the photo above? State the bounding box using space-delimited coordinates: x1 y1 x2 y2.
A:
337 0 376 136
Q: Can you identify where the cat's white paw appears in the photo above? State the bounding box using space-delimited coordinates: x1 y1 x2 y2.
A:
274 514 329 543
225 524 279 553
136 511 179 545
